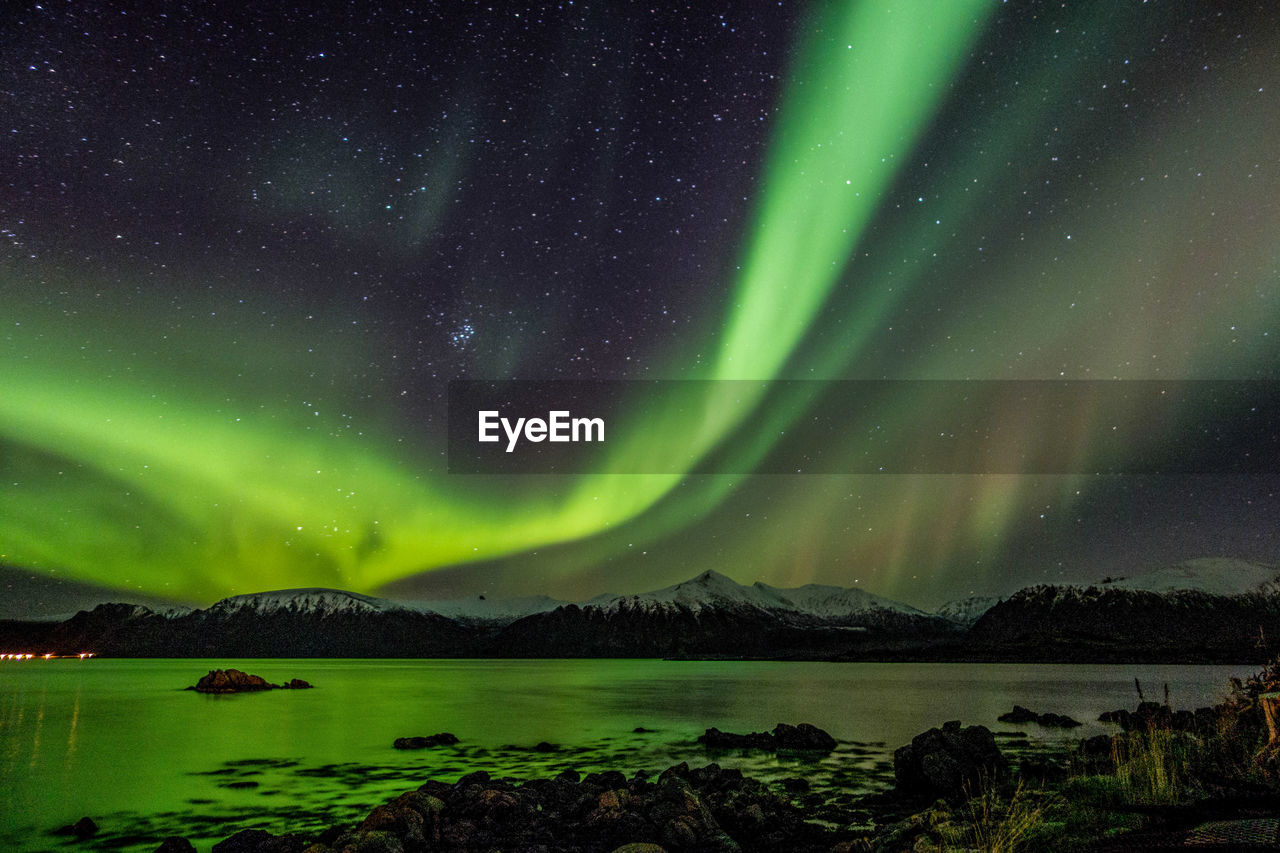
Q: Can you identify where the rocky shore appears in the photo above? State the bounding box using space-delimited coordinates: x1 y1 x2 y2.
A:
66 721 1020 852
49 658 1280 852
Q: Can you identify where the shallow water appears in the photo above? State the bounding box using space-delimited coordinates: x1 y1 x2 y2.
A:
0 658 1250 852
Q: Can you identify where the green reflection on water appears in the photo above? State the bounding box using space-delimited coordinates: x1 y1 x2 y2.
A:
0 659 1245 852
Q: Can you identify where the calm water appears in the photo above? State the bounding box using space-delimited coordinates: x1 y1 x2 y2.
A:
0 659 1250 852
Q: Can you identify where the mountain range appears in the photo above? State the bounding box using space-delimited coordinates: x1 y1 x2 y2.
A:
2 559 1277 661
967 558 1280 662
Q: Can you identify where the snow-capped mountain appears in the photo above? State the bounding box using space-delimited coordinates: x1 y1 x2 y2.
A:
19 559 1275 661
934 596 1000 627
407 594 565 625
1097 558 1279 596
487 570 956 657
757 580 927 619
968 559 1280 661
588 570 927 625
206 588 407 616
592 570 780 615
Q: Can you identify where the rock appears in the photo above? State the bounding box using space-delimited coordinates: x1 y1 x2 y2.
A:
54 816 98 839
893 720 1008 801
698 722 836 752
1077 734 1115 774
392 733 459 749
772 723 837 751
1100 700 1173 731
1098 708 1129 726
208 758 840 853
155 838 197 853
188 668 322 694
455 770 490 787
533 740 558 752
998 705 1081 728
781 776 810 793
359 791 440 847
1017 756 1070 783
211 829 273 851
632 726 654 733
328 830 404 853
698 727 775 749
191 669 273 693
210 829 312 852
996 705 1039 724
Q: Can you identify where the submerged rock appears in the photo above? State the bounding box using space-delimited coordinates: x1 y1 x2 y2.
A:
697 723 836 752
206 761 837 852
392 733 459 750
997 705 1082 728
154 838 196 853
1098 700 1214 733
892 720 1008 801
211 828 311 852
188 669 315 693
996 705 1038 724
772 723 837 751
53 816 98 839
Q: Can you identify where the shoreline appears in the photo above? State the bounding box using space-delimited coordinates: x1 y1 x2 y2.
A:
5 659 1272 851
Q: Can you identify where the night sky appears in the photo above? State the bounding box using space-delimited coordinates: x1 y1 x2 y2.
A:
2 1 1278 617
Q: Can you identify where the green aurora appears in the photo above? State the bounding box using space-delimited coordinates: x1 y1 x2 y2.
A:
1 0 1277 604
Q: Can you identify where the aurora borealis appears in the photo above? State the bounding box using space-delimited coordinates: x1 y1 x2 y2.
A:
2 1 1278 613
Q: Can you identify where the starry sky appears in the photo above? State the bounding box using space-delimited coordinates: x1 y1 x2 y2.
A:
2 0 1278 617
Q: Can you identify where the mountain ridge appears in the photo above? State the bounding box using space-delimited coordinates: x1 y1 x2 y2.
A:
2 558 1275 661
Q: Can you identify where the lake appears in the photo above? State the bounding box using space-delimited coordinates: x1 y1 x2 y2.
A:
0 659 1252 852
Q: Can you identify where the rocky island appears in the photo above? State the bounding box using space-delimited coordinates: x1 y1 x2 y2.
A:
186 669 313 694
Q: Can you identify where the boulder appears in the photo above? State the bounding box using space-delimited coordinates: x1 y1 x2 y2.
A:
893 720 1008 801
698 727 775 750
1035 712 1082 728
359 791 442 846
998 705 1081 728
392 733 459 750
1099 700 1173 731
1077 734 1115 774
697 723 836 752
327 830 404 853
996 705 1038 724
155 838 196 853
54 816 98 839
772 723 837 751
208 758 836 853
189 669 274 693
208 830 263 852
188 669 314 694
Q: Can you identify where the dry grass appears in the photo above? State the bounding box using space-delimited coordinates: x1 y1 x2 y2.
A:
1110 726 1190 806
941 778 1053 853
